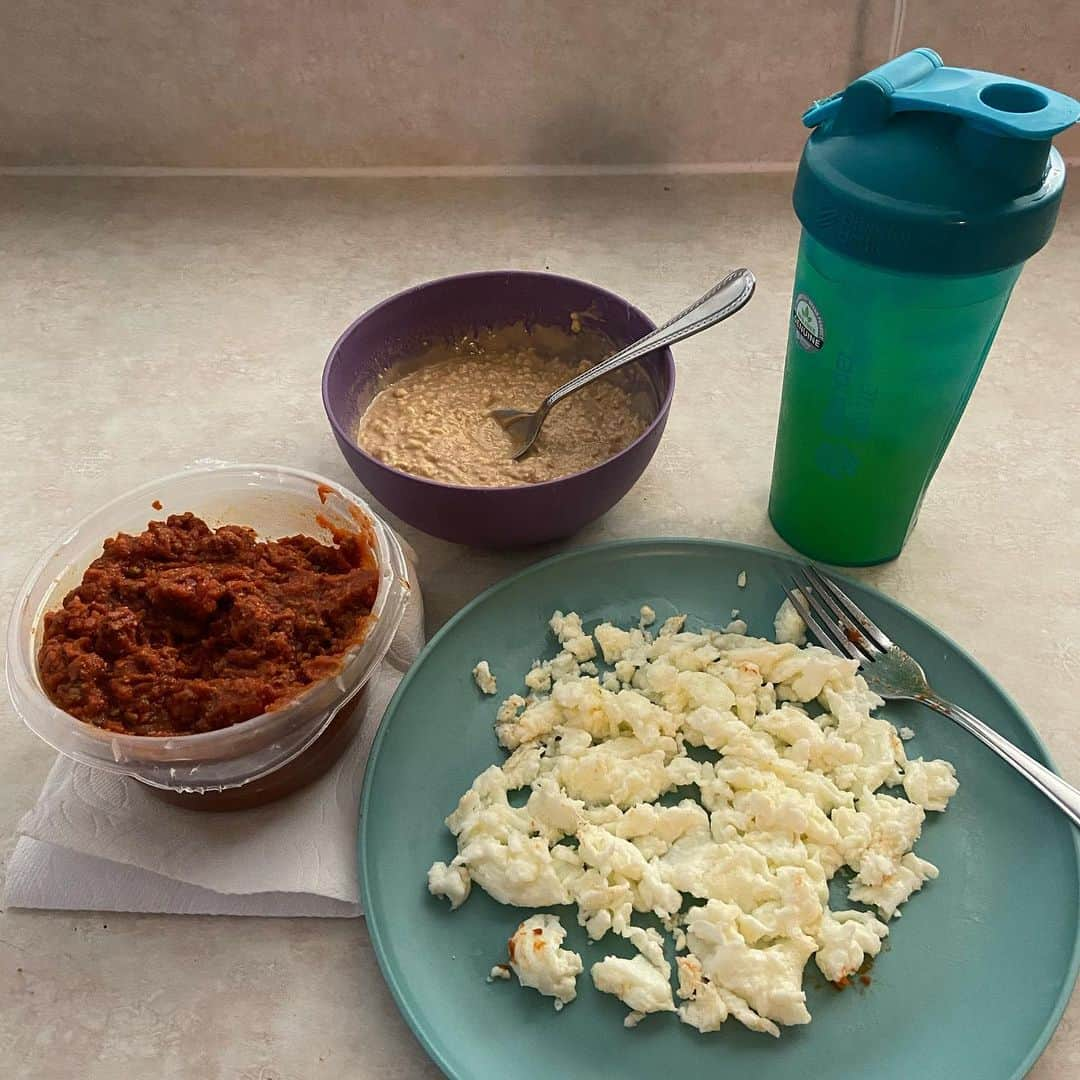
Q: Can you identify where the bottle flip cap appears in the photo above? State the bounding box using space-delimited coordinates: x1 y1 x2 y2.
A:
794 48 1080 273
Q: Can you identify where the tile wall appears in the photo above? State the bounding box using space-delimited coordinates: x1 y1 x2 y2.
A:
0 0 1075 167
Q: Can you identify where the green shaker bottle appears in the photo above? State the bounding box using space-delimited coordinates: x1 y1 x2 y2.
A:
769 48 1080 565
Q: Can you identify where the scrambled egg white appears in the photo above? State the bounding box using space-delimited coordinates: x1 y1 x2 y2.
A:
592 924 676 1026
429 604 958 1036
506 914 583 1009
773 595 807 646
473 659 498 695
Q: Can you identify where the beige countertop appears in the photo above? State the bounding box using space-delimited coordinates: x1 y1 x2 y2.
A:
1 174 1077 1078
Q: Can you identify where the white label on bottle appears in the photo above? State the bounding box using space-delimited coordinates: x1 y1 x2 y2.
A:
793 292 825 351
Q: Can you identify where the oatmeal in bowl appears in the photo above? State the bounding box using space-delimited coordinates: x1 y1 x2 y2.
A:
323 271 675 548
356 321 653 488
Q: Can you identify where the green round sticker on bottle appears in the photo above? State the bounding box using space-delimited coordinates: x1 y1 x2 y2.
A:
793 292 824 351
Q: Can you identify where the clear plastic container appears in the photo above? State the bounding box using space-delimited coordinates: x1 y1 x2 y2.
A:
5 463 411 806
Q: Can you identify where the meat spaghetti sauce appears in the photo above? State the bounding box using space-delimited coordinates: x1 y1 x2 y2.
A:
37 512 379 736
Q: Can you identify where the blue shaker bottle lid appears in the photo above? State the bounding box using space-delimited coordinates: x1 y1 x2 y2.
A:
794 48 1080 273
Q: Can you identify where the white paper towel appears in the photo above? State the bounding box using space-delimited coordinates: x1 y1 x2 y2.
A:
4 561 425 918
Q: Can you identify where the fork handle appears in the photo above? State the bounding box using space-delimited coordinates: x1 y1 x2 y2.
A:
542 268 756 414
920 692 1080 829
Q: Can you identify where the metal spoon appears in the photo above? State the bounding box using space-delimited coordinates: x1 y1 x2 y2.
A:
491 267 756 459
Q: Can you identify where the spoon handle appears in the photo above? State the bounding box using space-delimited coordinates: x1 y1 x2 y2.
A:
543 267 756 413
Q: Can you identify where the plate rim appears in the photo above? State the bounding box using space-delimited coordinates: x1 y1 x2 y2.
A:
359 535 1080 1080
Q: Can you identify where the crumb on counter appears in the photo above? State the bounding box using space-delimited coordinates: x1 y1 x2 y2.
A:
472 660 497 695
737 570 747 588
639 604 656 628
899 726 915 741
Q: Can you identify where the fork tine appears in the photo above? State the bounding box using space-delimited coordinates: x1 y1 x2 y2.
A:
783 582 847 659
804 564 894 651
791 579 865 661
798 567 881 659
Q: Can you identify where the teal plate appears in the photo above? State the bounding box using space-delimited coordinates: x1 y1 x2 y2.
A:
360 539 1080 1080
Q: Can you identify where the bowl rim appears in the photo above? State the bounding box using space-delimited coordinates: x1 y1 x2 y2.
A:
321 269 676 493
5 463 411 765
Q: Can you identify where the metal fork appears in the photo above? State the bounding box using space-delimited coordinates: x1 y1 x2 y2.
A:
785 565 1080 829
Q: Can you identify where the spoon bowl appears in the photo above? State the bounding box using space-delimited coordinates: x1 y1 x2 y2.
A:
488 406 548 460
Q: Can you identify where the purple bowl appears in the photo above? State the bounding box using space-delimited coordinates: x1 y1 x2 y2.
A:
322 270 674 548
